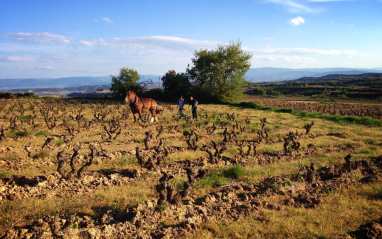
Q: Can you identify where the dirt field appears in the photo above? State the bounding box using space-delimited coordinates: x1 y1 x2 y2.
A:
0 98 381 238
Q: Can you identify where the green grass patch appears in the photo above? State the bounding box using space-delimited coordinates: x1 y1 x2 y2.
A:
34 131 48 137
0 170 9 179
359 149 371 154
156 204 167 212
169 178 186 190
181 122 190 128
196 171 229 188
226 147 239 155
6 129 29 138
55 140 63 147
364 138 377 145
197 165 252 188
195 121 203 128
246 168 265 177
223 165 247 179
214 118 222 125
120 156 138 165
183 128 191 136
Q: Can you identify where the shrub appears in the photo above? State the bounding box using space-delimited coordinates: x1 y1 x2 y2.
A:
266 90 282 96
251 88 266 96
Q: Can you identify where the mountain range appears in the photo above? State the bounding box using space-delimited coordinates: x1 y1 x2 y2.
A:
244 67 382 82
1 68 381 90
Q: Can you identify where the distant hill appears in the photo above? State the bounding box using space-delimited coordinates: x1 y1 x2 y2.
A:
244 67 382 82
0 75 161 90
0 76 111 89
292 73 382 86
247 72 382 99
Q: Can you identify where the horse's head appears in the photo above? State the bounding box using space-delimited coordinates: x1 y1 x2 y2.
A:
124 91 135 103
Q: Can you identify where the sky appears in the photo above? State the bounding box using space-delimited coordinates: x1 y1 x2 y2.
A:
0 0 381 78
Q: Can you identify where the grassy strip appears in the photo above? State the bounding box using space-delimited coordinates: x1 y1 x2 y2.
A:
232 102 382 127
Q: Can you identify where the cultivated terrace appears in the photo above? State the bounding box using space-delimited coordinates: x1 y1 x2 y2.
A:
0 98 381 238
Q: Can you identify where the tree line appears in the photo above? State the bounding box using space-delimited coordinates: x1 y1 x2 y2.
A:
111 41 252 103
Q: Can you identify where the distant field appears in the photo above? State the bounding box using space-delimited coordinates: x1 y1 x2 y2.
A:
0 98 381 238
241 96 382 120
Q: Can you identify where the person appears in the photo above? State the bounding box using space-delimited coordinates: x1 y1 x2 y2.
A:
189 96 198 120
178 95 184 119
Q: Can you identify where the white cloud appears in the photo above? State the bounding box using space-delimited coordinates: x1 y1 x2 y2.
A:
3 32 70 45
264 0 317 13
102 17 112 23
80 36 218 52
95 17 113 23
0 55 34 62
6 56 35 62
288 16 305 25
309 0 353 2
252 54 316 64
36 66 54 70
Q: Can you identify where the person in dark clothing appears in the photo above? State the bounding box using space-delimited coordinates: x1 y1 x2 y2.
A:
178 95 184 119
189 96 198 120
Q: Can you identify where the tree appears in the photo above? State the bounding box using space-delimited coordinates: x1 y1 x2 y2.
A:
110 67 143 99
187 41 252 102
161 70 191 100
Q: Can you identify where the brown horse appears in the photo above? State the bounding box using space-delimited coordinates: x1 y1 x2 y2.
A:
124 91 159 122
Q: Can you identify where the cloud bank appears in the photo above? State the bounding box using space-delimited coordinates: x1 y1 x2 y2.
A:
3 32 70 45
80 36 218 52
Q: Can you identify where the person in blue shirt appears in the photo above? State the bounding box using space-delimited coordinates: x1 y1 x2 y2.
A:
178 95 185 119
189 96 198 120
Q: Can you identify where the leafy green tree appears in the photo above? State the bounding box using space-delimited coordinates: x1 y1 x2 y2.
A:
161 70 191 100
110 67 143 98
187 41 252 102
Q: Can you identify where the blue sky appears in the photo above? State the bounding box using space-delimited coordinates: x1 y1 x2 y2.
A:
1 0 381 78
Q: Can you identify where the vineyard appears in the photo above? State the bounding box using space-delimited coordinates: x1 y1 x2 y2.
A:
0 98 381 238
260 99 382 119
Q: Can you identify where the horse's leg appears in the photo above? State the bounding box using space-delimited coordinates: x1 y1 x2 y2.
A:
150 109 154 122
138 109 144 122
154 106 159 122
151 108 158 122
